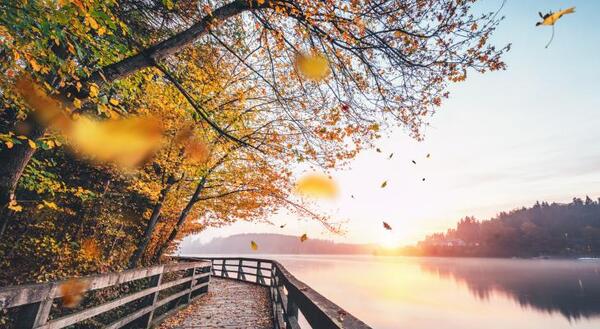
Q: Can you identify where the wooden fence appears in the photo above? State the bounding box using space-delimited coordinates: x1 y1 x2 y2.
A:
0 261 211 329
176 257 372 329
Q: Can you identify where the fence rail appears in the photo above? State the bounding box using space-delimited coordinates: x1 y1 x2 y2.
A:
0 261 211 329
176 257 372 329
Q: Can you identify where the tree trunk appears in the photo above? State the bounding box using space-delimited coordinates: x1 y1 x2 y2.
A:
128 181 175 268
0 118 46 236
152 177 206 262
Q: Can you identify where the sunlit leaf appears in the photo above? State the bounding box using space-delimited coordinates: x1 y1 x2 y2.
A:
294 173 338 199
380 181 387 188
7 200 22 212
383 222 392 230
60 278 88 308
295 52 330 81
250 240 258 251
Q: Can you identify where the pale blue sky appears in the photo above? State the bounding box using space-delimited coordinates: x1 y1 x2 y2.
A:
185 0 600 247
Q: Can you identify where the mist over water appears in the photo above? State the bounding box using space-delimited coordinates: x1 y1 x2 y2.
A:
270 256 600 329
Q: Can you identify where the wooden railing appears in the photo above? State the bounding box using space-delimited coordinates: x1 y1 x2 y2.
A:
0 261 211 329
176 257 372 329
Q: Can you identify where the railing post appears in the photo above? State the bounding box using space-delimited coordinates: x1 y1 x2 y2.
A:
256 261 262 284
221 259 228 278
15 283 56 329
140 267 164 329
185 266 197 304
237 259 243 280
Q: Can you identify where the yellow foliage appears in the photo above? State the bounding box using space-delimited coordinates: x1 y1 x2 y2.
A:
250 240 258 251
8 200 23 212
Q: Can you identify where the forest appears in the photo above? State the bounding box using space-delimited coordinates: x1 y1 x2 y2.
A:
0 0 507 286
417 197 600 257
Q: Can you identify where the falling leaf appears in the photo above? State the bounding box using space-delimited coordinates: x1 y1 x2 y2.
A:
300 233 308 242
351 194 355 199
183 139 209 163
295 52 330 81
422 178 426 182
383 222 392 230
536 7 575 48
280 224 286 229
81 238 100 260
60 279 88 308
388 153 394 159
294 173 338 199
68 116 163 168
411 160 416 164
536 7 575 26
376 148 382 153
14 74 70 129
426 153 431 158
380 181 387 188
250 241 258 251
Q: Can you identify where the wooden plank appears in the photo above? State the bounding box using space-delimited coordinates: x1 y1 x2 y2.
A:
103 305 153 329
36 286 159 329
154 289 189 309
158 276 193 291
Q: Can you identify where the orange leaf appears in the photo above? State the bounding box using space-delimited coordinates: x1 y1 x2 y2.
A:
60 279 88 308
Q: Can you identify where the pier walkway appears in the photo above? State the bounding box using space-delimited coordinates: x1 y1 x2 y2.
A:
158 277 272 329
0 257 371 329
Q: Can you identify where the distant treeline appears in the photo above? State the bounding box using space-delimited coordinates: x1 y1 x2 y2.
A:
414 197 600 257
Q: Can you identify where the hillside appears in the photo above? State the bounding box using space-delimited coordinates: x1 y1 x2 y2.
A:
179 233 377 255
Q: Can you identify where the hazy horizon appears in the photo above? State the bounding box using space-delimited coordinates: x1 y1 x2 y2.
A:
184 0 600 248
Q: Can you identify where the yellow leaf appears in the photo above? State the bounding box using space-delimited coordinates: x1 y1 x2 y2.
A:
294 173 338 199
60 279 88 308
300 234 308 242
73 98 82 109
109 98 119 106
85 15 99 30
42 200 58 210
29 59 41 72
295 52 330 81
68 116 163 168
381 180 387 188
250 241 258 251
28 139 37 149
8 200 23 212
5 141 13 149
88 83 99 97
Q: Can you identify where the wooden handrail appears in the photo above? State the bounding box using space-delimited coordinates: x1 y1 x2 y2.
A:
0 261 211 329
175 256 372 329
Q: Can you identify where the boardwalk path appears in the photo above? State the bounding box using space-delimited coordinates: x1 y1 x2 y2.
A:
158 277 273 329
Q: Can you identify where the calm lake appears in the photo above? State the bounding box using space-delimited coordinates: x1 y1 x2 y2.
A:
265 255 600 329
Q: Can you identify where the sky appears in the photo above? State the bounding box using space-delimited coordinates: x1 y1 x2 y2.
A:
183 0 600 248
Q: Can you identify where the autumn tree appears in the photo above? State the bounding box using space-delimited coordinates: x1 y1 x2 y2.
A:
1 0 508 212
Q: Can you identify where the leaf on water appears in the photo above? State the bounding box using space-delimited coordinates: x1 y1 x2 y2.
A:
60 278 88 308
380 181 387 188
250 240 258 251
294 173 338 199
295 52 330 81
383 222 392 230
300 233 308 242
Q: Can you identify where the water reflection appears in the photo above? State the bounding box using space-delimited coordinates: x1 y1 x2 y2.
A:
418 258 600 320
274 255 600 329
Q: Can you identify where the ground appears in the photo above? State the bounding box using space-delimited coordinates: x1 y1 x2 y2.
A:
157 277 273 329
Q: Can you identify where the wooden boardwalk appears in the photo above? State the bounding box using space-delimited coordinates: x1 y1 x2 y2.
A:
157 277 273 329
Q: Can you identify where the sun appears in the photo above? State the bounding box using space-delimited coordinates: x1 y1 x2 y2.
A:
379 235 400 249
